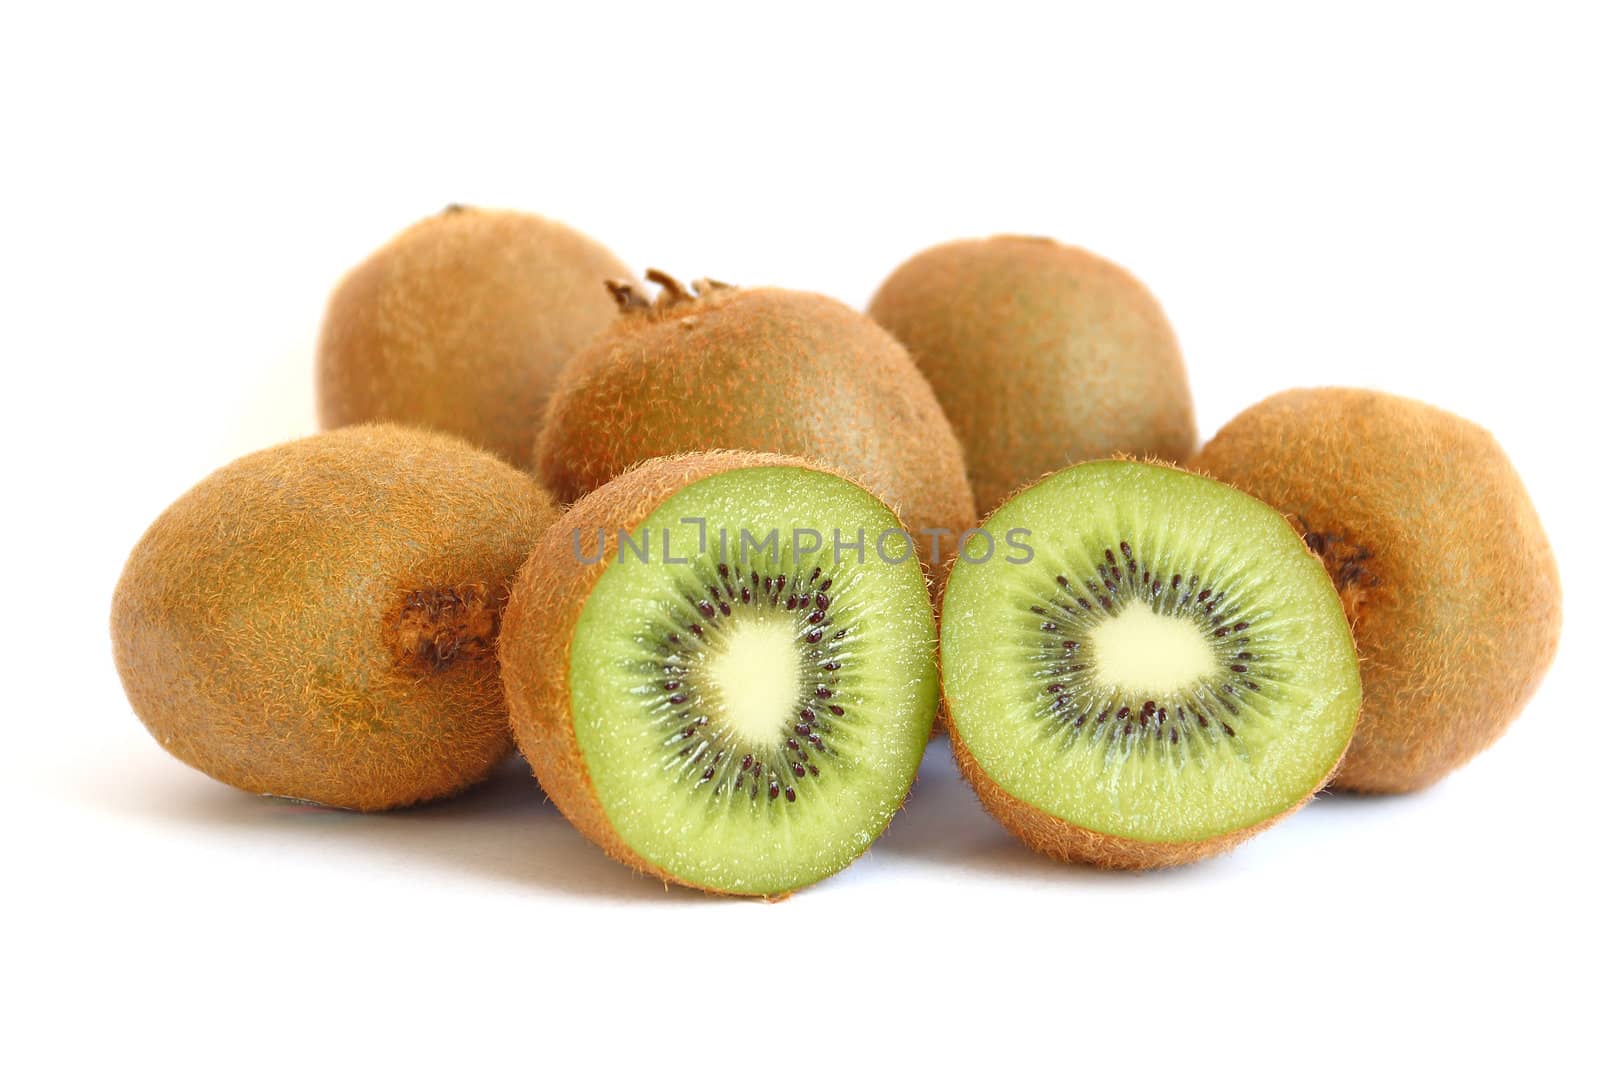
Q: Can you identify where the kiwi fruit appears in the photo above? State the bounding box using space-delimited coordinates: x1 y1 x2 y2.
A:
111 424 556 811
534 274 977 577
1189 388 1561 792
868 236 1197 515
941 459 1362 869
499 450 939 896
316 205 635 468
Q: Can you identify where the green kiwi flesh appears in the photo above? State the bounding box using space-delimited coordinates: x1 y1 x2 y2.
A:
564 466 936 894
942 461 1361 864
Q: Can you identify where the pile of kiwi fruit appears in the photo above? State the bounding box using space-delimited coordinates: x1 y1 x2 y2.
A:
110 205 1561 896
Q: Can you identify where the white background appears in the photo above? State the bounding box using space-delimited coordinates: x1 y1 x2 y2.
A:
5 3 1596 1079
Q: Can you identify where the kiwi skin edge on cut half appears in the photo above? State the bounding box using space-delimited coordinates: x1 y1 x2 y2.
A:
941 460 1363 870
499 451 941 898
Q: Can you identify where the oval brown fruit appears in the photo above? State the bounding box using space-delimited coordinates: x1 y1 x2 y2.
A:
869 235 1197 515
1190 388 1561 792
535 274 977 577
317 205 634 468
111 425 557 810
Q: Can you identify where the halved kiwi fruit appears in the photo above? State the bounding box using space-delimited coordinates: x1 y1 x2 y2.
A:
941 460 1361 868
111 425 556 811
499 451 939 897
1190 388 1561 792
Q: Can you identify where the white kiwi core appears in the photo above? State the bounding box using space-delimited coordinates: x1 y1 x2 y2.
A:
704 618 802 748
1088 599 1219 696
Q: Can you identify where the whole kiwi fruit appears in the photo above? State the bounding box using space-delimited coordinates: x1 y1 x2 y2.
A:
316 204 635 468
111 424 557 811
1189 388 1561 793
868 235 1197 515
941 459 1362 869
500 450 940 896
534 273 977 577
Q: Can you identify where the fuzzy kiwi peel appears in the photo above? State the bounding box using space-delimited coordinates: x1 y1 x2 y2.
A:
499 450 940 897
941 459 1362 869
869 235 1198 515
1189 388 1561 792
534 272 977 579
317 204 635 468
111 424 557 811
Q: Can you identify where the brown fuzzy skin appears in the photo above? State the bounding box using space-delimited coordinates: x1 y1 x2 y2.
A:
946 717 1332 870
317 205 634 468
1190 388 1561 792
499 451 820 897
534 279 977 576
111 425 557 811
868 236 1197 515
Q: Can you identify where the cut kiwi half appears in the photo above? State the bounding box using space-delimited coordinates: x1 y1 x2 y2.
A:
499 451 939 897
941 460 1361 868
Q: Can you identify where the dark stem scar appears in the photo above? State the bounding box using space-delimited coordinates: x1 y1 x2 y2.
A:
1289 514 1379 622
385 585 500 673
